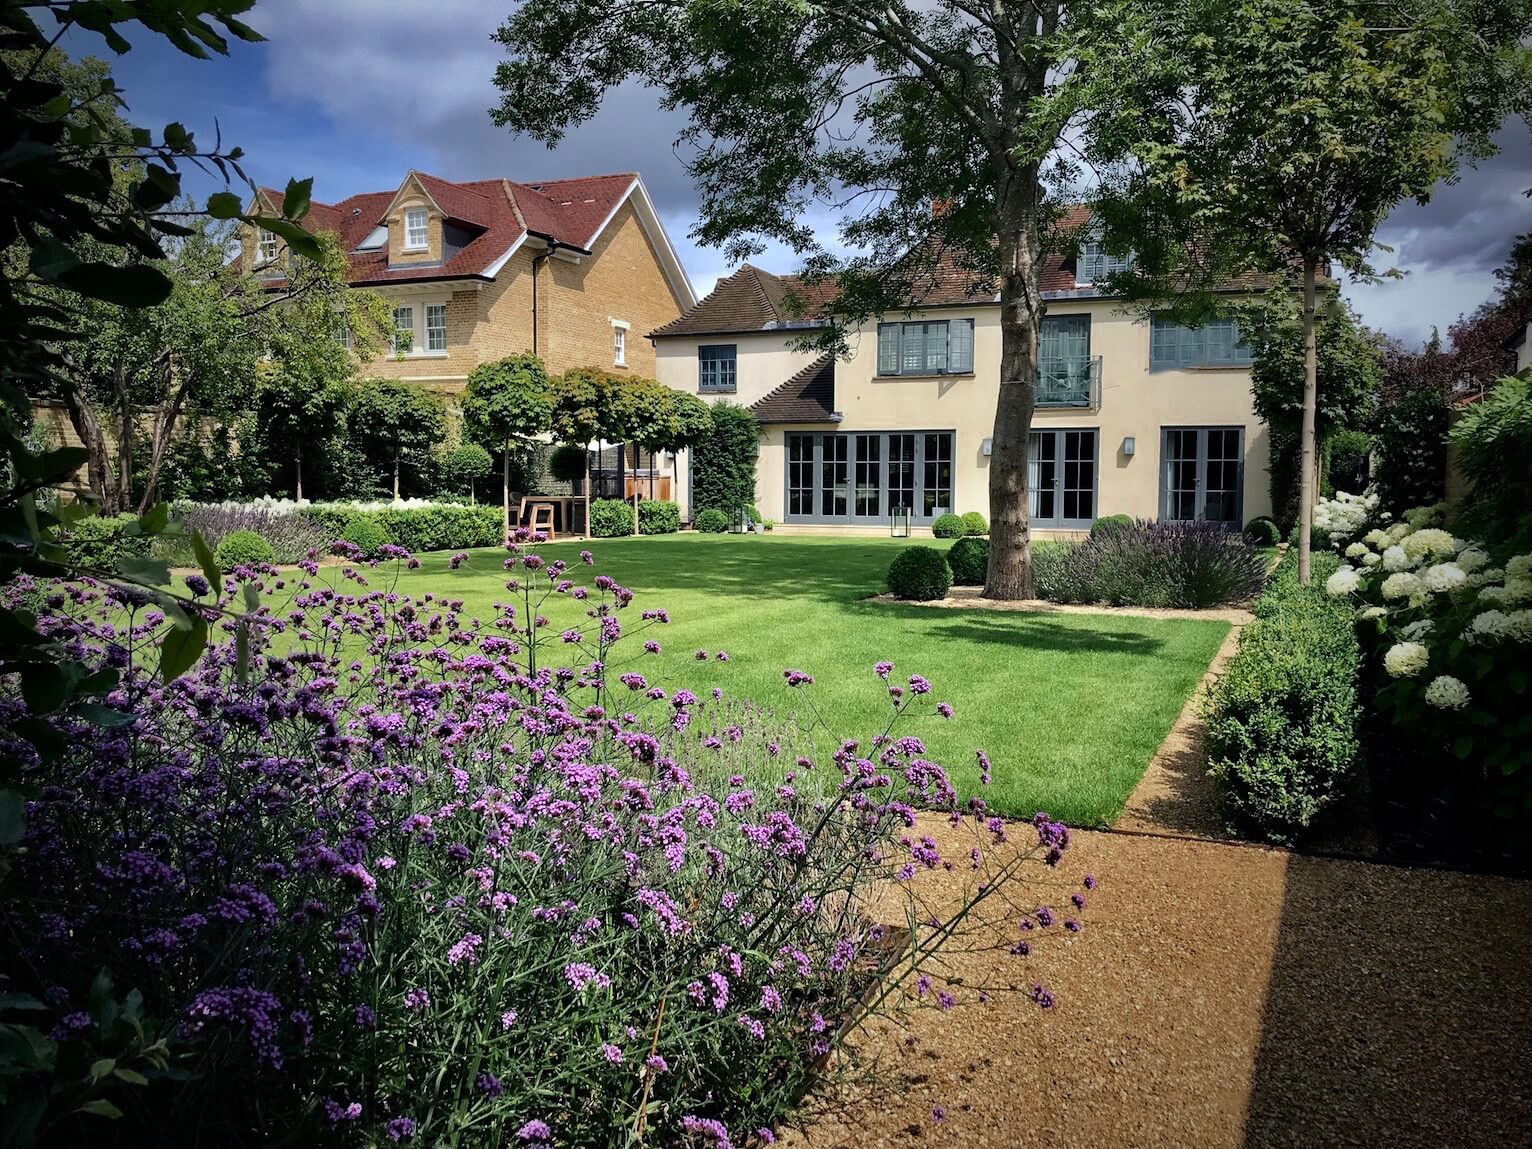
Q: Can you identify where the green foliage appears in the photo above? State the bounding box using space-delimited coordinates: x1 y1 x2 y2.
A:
638 500 681 535
463 355 551 450
590 498 637 537
1243 516 1281 546
960 510 988 536
690 403 759 520
60 513 150 570
1286 522 1332 551
295 504 500 554
341 515 390 558
548 443 589 484
214 529 274 569
1089 514 1133 537
440 443 494 498
1206 549 1361 843
348 380 447 496
887 546 953 601
1374 387 1448 515
1450 374 1532 544
930 513 965 539
1035 520 1268 607
1327 428 1373 496
947 536 989 585
693 508 730 534
547 367 644 446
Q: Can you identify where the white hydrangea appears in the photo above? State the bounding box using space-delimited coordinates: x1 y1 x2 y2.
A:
1401 528 1457 560
1361 551 1381 567
1505 554 1532 581
1384 522 1412 545
1358 606 1389 620
1400 619 1435 641
1420 562 1467 593
1502 577 1532 606
1325 566 1363 597
183 496 455 515
1404 503 1447 528
1456 547 1490 574
1478 585 1509 605
1313 490 1378 540
1383 641 1430 677
1364 528 1390 548
1381 572 1423 600
1423 675 1471 710
1345 542 1370 559
1382 546 1413 572
1509 610 1532 642
1464 610 1511 642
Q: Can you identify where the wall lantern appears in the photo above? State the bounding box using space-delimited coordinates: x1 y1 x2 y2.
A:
1121 436 1136 457
981 437 993 456
890 507 911 538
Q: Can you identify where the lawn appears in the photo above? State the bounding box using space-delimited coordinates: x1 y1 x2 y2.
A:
386 534 1229 826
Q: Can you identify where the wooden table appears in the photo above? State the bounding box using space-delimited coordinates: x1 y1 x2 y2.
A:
518 496 584 536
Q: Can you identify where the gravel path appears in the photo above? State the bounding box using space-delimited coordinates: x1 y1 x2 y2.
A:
786 820 1532 1148
868 587 1255 624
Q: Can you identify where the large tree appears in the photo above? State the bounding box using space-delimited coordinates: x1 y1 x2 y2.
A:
1080 0 1531 581
492 0 1092 598
349 379 447 501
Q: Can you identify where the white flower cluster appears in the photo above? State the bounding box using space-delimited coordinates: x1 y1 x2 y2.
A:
183 496 457 516
1313 489 1379 541
1423 675 1471 710
1383 641 1429 677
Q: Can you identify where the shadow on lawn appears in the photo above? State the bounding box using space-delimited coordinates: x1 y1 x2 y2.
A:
1239 853 1532 1148
904 613 1169 656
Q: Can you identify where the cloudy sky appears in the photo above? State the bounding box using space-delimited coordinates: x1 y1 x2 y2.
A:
70 0 1531 346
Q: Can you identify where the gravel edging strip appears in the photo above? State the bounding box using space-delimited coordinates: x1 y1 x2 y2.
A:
867 587 1254 625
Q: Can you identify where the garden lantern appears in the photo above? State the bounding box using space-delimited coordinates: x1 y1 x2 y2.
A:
731 506 748 534
890 507 911 537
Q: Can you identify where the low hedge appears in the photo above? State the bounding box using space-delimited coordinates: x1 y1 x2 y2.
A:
931 513 965 539
960 511 988 536
590 499 636 538
947 536 989 585
342 516 390 558
1205 550 1361 844
694 508 729 534
887 546 952 601
215 529 275 569
1090 514 1133 537
60 513 150 571
637 500 681 535
298 504 501 553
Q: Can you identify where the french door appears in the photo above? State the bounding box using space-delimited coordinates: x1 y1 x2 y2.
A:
1161 427 1243 524
1028 428 1097 528
784 431 953 524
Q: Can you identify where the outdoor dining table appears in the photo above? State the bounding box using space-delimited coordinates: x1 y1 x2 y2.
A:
517 495 584 536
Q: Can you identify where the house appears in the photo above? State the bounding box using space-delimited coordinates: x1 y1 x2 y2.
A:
239 171 695 390
650 228 1274 536
1510 321 1532 374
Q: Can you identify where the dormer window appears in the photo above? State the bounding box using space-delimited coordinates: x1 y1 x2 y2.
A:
1078 235 1133 284
257 228 278 264
403 208 429 250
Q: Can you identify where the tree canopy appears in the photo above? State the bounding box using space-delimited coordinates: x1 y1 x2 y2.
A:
349 379 447 500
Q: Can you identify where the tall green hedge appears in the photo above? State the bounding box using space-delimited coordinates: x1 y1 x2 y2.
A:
1374 388 1448 516
298 504 501 553
1205 550 1361 844
691 401 758 517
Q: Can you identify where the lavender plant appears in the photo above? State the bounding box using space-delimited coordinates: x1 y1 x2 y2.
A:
1035 519 1267 608
1 534 1088 1147
167 502 332 564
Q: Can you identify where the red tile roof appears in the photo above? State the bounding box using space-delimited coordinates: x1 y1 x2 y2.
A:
258 171 641 286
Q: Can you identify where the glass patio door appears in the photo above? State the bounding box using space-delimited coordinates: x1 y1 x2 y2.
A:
1161 427 1243 524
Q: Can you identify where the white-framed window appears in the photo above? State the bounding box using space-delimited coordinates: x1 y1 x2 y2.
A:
257 228 278 264
403 207 429 250
425 303 448 352
335 320 352 350
392 306 414 354
611 319 629 366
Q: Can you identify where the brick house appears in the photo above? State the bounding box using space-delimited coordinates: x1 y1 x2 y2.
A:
651 218 1279 536
239 171 696 392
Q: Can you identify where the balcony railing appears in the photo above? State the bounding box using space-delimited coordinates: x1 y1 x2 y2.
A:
1036 356 1102 409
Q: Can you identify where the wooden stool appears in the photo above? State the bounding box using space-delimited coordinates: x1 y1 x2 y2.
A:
529 502 556 539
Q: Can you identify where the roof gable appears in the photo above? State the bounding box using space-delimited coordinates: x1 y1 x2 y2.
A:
750 355 838 424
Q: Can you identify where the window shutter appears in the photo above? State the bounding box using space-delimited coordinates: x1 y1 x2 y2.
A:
949 319 974 372
878 325 900 375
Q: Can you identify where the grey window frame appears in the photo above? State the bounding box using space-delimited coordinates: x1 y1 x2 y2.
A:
1149 315 1253 371
698 344 737 393
1158 426 1245 524
876 319 975 376
1028 427 1098 529
1077 238 1133 284
782 430 955 524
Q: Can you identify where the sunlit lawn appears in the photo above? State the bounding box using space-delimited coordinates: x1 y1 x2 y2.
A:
387 535 1229 826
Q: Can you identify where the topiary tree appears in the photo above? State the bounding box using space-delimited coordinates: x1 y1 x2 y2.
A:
931 513 965 539
948 536 989 585
693 508 729 534
690 401 759 523
441 442 493 502
887 546 953 600
463 354 552 536
960 511 988 536
348 380 447 500
549 443 590 487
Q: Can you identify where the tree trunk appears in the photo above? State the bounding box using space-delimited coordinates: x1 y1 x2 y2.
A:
60 376 117 513
983 165 1044 601
136 353 192 514
1298 255 1319 585
502 440 512 540
294 450 304 502
393 449 401 501
113 359 132 514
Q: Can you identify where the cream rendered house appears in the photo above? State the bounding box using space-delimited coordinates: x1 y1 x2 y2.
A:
651 239 1273 537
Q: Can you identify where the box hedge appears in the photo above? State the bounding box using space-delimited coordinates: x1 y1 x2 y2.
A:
60 513 150 571
947 536 989 585
638 500 681 535
887 546 952 601
590 499 637 538
930 513 965 539
1205 550 1361 844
